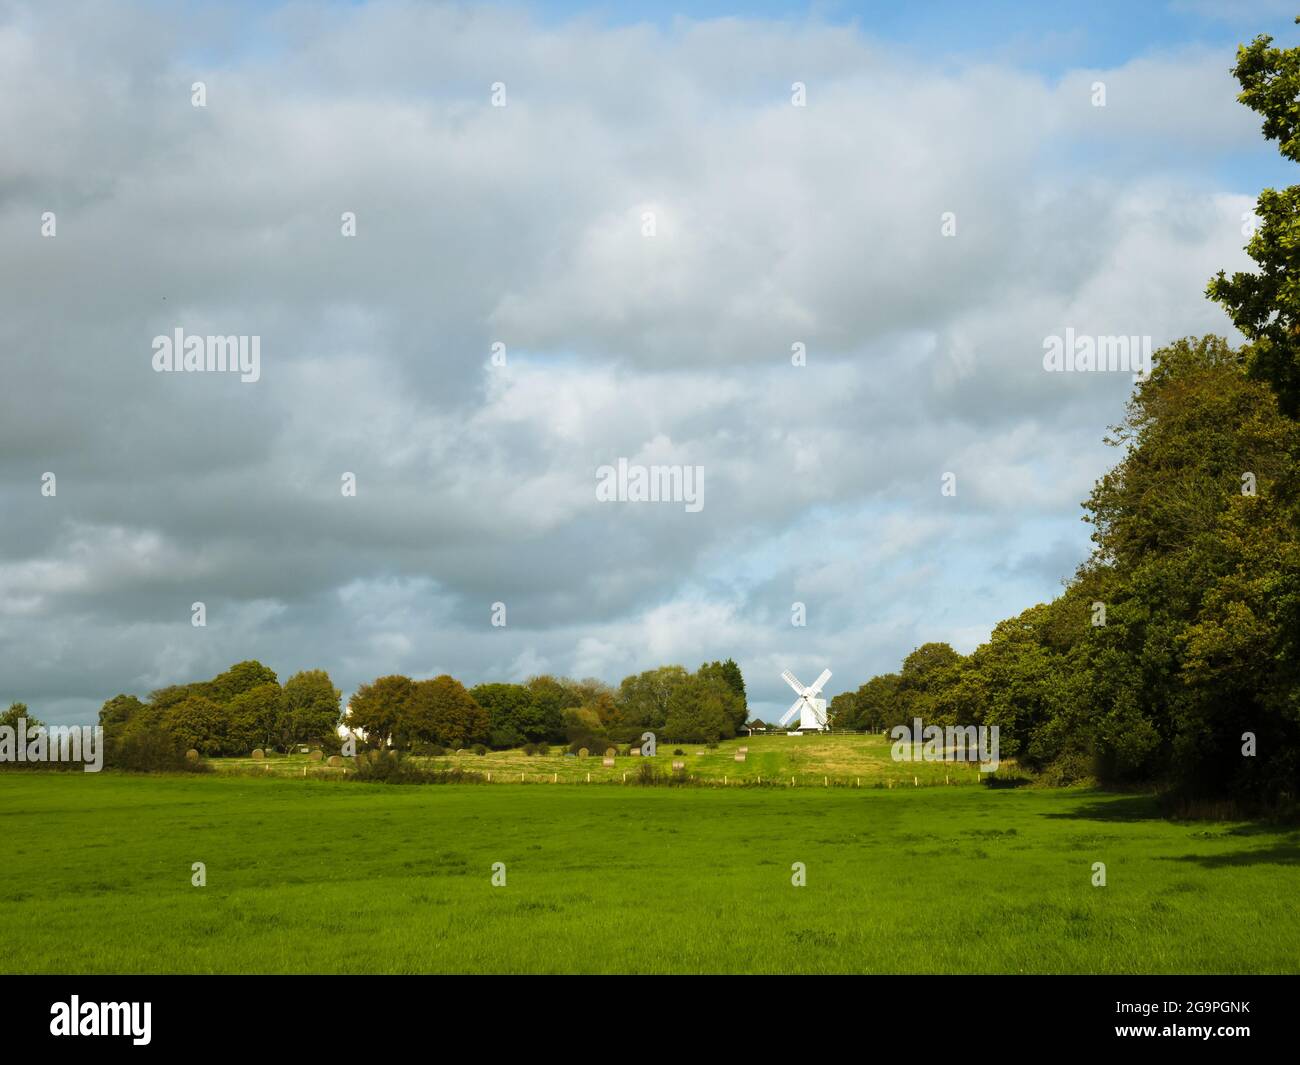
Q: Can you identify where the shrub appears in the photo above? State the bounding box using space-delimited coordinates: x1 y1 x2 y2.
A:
630 761 692 787
674 748 685 756
473 744 487 756
490 727 525 750
107 728 206 773
347 753 485 784
1038 751 1093 788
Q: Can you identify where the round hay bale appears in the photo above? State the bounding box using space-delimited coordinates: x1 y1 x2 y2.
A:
307 750 323 762
326 755 344 767
185 748 200 762
251 748 265 760
578 747 589 758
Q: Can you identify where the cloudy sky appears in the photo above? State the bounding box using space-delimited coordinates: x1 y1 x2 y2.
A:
2 0 1294 725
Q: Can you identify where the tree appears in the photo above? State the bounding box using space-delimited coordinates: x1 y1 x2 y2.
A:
347 675 412 748
519 676 576 741
663 676 730 743
471 682 560 745
894 643 963 729
98 694 144 732
575 678 619 728
227 683 284 754
853 674 901 732
471 683 531 747
281 670 342 751
616 666 689 729
407 676 488 748
103 695 187 771
208 661 279 705
162 695 226 756
146 684 204 714
718 659 746 703
0 702 42 730
1207 19 1300 417
850 335 1300 801
828 689 860 729
697 661 747 736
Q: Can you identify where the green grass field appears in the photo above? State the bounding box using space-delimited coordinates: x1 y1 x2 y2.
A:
217 732 990 786
2 768 1298 974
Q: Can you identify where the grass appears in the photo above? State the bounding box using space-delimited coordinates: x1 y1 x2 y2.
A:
2 771 1298 974
217 732 992 787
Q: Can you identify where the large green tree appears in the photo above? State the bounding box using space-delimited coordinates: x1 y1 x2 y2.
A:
0 702 42 730
347 675 412 748
696 661 747 736
663 675 730 743
281 670 342 751
831 336 1300 803
853 674 901 732
1207 18 1300 417
615 666 689 729
162 695 227 756
406 676 488 748
227 682 284 754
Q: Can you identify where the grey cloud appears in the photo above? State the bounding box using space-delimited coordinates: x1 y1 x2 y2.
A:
0 2 1256 722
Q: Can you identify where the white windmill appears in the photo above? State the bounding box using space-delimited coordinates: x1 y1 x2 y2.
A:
779 668 832 732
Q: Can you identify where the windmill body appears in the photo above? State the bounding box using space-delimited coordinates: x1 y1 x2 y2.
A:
778 668 832 732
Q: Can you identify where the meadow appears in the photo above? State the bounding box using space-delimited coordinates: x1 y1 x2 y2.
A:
2 765 1298 974
216 732 988 787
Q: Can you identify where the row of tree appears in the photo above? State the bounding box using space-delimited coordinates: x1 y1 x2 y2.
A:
830 337 1300 802
84 658 750 761
347 659 749 749
99 662 343 759
833 26 1300 806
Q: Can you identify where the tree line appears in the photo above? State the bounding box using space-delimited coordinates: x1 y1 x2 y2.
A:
83 658 750 765
832 337 1299 803
94 662 343 766
833 29 1300 807
349 659 748 752
833 29 1300 806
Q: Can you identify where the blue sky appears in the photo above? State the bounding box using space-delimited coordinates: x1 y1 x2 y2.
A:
525 0 1296 59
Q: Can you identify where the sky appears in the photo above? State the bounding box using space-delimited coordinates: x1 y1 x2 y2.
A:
1 0 1296 725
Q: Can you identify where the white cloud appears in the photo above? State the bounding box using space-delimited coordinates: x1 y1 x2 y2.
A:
0 2 1263 720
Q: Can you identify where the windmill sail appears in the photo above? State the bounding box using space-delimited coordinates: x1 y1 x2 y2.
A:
777 666 831 731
